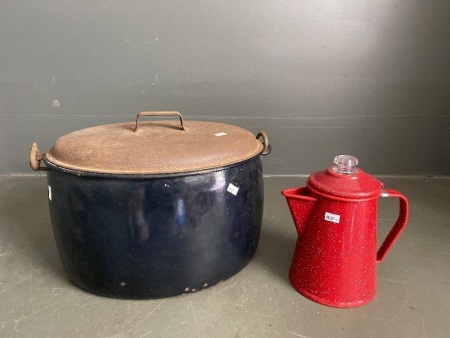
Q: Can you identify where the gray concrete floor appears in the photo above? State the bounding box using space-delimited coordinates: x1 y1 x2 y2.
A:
1 174 449 337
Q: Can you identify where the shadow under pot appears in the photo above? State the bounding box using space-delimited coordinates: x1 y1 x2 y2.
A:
30 111 271 299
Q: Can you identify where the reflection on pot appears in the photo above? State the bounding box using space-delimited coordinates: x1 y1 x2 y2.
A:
47 156 263 299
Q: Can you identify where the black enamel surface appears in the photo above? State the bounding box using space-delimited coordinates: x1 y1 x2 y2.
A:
46 157 264 299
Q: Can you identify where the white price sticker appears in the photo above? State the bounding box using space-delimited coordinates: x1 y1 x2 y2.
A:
48 185 52 201
214 132 227 137
227 183 239 196
324 212 340 223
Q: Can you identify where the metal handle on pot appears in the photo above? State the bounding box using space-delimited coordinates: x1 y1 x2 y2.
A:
29 142 48 171
256 131 272 156
134 111 185 132
377 189 409 262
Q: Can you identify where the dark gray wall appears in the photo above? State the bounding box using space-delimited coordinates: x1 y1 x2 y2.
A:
1 1 449 175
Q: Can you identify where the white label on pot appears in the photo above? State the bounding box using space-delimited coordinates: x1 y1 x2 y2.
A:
214 132 227 137
227 183 239 196
48 185 52 201
324 212 340 223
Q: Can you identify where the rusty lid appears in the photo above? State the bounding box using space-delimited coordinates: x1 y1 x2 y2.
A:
44 111 270 175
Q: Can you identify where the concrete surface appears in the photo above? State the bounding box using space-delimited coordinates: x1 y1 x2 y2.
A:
0 174 449 337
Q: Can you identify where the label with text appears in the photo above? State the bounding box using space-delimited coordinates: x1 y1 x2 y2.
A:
227 183 239 196
324 212 340 223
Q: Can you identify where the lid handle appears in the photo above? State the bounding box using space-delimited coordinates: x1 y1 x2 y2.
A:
134 111 185 132
332 155 358 174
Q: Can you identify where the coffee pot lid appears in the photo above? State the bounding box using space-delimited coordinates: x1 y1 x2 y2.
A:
307 155 383 200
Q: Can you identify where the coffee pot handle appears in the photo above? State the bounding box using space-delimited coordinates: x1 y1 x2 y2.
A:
377 189 409 262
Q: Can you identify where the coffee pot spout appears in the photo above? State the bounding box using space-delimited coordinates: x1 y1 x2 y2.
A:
281 187 316 235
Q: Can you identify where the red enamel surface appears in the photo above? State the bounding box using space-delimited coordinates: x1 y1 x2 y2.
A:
308 166 382 200
281 164 409 308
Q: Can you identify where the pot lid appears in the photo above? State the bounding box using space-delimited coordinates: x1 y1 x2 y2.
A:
44 111 270 175
307 155 383 200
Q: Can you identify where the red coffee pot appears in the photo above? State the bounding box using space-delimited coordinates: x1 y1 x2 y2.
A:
281 155 408 308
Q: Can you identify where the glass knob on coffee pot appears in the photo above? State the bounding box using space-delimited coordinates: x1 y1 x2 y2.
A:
332 155 359 174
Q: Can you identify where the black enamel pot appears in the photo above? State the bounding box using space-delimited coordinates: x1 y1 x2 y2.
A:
30 111 271 299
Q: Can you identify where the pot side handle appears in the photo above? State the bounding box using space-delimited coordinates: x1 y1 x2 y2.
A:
377 189 409 262
29 142 47 171
134 111 185 132
256 131 271 156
